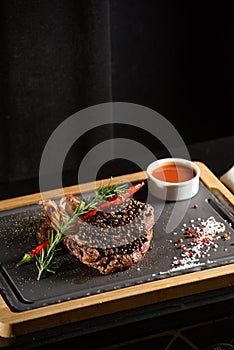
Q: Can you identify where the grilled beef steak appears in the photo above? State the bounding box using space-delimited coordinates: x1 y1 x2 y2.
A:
63 198 154 274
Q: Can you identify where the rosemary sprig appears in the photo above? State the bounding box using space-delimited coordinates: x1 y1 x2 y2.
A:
60 196 100 235
35 180 129 280
97 178 129 199
35 231 64 281
35 199 100 280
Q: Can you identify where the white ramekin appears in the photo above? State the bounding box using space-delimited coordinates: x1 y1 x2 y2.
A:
147 158 200 201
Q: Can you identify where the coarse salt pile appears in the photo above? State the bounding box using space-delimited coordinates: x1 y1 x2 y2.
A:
170 216 231 272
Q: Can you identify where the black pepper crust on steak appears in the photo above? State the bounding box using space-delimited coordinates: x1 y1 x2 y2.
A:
63 199 154 274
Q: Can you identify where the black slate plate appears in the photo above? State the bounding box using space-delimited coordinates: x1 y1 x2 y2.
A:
0 181 234 312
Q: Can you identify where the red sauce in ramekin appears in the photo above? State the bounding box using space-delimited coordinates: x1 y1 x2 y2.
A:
151 163 196 183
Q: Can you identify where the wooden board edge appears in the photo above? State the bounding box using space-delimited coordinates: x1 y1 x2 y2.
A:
0 163 233 211
0 171 148 211
195 161 234 212
1 264 234 338
0 162 234 338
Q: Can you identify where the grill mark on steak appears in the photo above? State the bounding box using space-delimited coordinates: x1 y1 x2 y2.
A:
64 199 154 274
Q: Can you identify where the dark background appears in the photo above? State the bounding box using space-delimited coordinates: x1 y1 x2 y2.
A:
0 0 233 198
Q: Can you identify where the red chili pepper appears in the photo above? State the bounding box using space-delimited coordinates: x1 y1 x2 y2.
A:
98 181 145 211
80 182 144 220
16 240 49 267
79 209 98 221
30 240 49 258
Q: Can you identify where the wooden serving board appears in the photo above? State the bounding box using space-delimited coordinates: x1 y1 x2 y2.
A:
0 162 234 338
